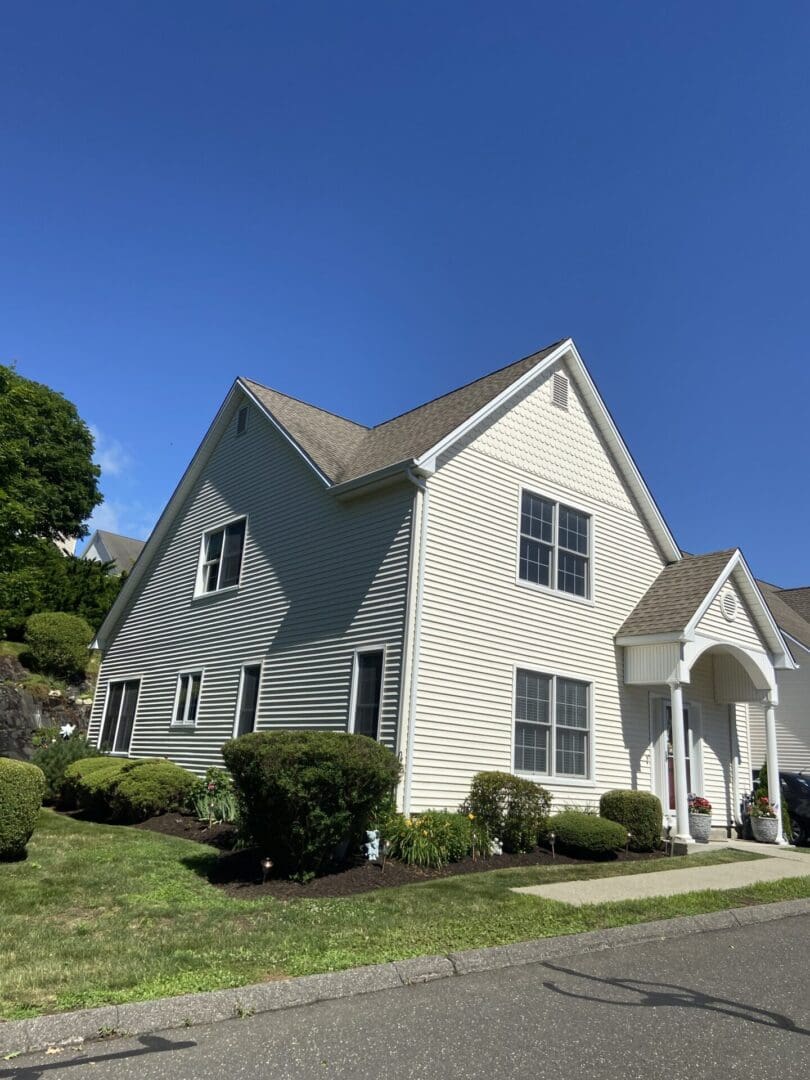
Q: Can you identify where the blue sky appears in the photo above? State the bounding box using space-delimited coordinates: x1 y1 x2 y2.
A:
2 3 808 583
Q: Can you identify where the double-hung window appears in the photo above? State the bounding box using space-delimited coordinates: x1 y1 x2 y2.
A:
99 679 141 754
199 518 246 594
173 672 202 727
514 669 591 778
519 490 590 598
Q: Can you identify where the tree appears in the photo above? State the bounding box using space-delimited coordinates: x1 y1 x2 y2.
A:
0 364 101 553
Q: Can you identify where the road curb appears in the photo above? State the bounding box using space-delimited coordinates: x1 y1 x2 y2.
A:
3 896 810 1057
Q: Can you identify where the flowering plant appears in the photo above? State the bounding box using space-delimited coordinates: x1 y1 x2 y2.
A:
688 794 712 815
749 795 776 819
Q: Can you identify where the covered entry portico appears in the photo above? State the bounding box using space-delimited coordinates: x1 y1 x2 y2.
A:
618 550 797 847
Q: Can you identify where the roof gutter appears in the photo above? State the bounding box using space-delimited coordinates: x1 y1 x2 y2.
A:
401 466 431 815
329 460 417 499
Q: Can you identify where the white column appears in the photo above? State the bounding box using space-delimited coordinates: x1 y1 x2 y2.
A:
764 694 786 845
668 680 691 844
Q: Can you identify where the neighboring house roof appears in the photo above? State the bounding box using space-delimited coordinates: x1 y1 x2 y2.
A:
756 582 810 654
241 340 564 486
618 550 737 637
83 530 146 574
775 587 810 625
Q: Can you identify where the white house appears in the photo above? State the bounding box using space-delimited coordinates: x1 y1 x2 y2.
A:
89 338 803 847
82 530 146 575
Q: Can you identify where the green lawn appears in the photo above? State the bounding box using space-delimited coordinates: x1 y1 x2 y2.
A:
2 810 809 1020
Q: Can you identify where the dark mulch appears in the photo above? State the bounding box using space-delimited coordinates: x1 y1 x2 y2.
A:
133 813 666 900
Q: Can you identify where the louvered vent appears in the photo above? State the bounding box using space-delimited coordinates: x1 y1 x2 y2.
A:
721 590 738 622
552 372 569 409
236 405 248 436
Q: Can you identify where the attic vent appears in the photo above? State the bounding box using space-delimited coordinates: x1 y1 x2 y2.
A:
720 589 738 622
236 406 248 436
552 372 569 410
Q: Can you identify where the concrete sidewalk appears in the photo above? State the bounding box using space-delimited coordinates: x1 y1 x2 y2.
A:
513 843 810 907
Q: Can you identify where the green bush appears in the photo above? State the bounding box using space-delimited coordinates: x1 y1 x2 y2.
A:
111 760 199 822
551 810 627 857
382 810 485 868
32 734 102 803
0 758 46 859
463 771 552 853
24 612 93 681
222 730 402 879
599 789 663 852
66 756 128 815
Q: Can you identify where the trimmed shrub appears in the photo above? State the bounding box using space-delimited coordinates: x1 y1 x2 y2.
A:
222 730 402 878
33 734 102 803
67 756 129 815
551 810 627 857
110 760 199 822
463 771 552 853
24 612 93 681
0 758 46 860
382 810 484 868
599 790 663 852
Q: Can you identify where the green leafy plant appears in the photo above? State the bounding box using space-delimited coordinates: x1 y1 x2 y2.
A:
382 810 482 868
191 768 238 825
462 771 551 853
754 762 791 838
550 810 627 857
222 730 401 879
749 795 776 819
599 790 662 852
24 611 93 681
110 760 199 823
64 756 129 815
32 733 102 803
0 757 46 860
688 794 712 815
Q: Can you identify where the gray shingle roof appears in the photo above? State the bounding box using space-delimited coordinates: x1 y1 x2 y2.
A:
757 582 810 653
87 531 146 574
242 340 564 485
617 550 737 637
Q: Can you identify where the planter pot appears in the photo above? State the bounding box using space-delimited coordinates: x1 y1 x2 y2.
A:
689 812 712 843
751 816 779 844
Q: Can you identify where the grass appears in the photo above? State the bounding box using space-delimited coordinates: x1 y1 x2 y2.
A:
2 811 809 1020
0 641 26 659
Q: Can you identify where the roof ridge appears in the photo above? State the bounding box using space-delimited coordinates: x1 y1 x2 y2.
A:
96 529 146 543
681 547 738 561
368 339 568 430
240 377 371 432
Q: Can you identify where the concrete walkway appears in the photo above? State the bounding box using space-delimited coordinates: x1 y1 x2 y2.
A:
512 843 810 907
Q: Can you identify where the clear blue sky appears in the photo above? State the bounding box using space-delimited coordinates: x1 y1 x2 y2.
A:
2 3 808 584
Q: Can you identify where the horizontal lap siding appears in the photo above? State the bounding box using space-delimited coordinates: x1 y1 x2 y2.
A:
748 641 810 774
696 582 764 651
687 655 735 826
89 401 412 774
409 361 668 812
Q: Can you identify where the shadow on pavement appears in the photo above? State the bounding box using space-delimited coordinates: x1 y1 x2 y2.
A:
0 1033 197 1079
541 961 810 1036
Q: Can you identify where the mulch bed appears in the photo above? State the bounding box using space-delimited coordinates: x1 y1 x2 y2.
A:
135 812 667 900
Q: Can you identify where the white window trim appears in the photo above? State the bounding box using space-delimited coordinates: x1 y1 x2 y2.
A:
514 484 595 606
510 662 596 784
347 644 388 738
97 676 143 756
193 514 248 599
171 670 205 728
232 660 264 739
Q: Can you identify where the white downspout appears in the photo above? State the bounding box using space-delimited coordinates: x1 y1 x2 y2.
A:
402 468 430 816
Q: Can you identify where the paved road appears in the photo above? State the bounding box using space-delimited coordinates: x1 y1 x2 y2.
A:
6 916 810 1079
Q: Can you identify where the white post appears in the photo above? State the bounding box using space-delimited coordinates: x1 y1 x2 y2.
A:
764 694 786 845
668 681 691 845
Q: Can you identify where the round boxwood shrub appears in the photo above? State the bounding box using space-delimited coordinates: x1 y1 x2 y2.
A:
222 730 402 878
24 612 93 681
462 771 552 853
382 810 480 868
33 734 102 804
64 756 129 815
599 789 663 852
0 757 46 860
551 810 627 858
109 760 199 822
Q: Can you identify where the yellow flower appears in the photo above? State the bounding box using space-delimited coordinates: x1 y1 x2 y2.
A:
404 819 412 827
468 813 475 820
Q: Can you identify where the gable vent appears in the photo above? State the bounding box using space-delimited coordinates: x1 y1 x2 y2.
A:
236 405 248 436
720 589 738 622
552 372 569 410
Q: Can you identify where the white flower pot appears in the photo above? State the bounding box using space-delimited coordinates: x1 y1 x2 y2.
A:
751 816 779 844
689 812 712 843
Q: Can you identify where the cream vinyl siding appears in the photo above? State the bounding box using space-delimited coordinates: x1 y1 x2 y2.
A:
89 399 413 774
684 654 741 828
409 360 668 812
748 638 810 774
696 580 764 651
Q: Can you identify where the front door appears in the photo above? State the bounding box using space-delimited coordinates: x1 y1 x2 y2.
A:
653 699 702 812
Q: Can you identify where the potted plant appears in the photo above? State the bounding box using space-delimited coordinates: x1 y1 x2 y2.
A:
749 795 779 843
688 794 712 843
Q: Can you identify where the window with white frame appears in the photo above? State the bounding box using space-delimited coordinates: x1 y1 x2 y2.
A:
518 490 590 598
351 650 384 739
199 518 246 594
514 669 591 778
234 664 261 737
99 679 141 754
173 672 202 726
